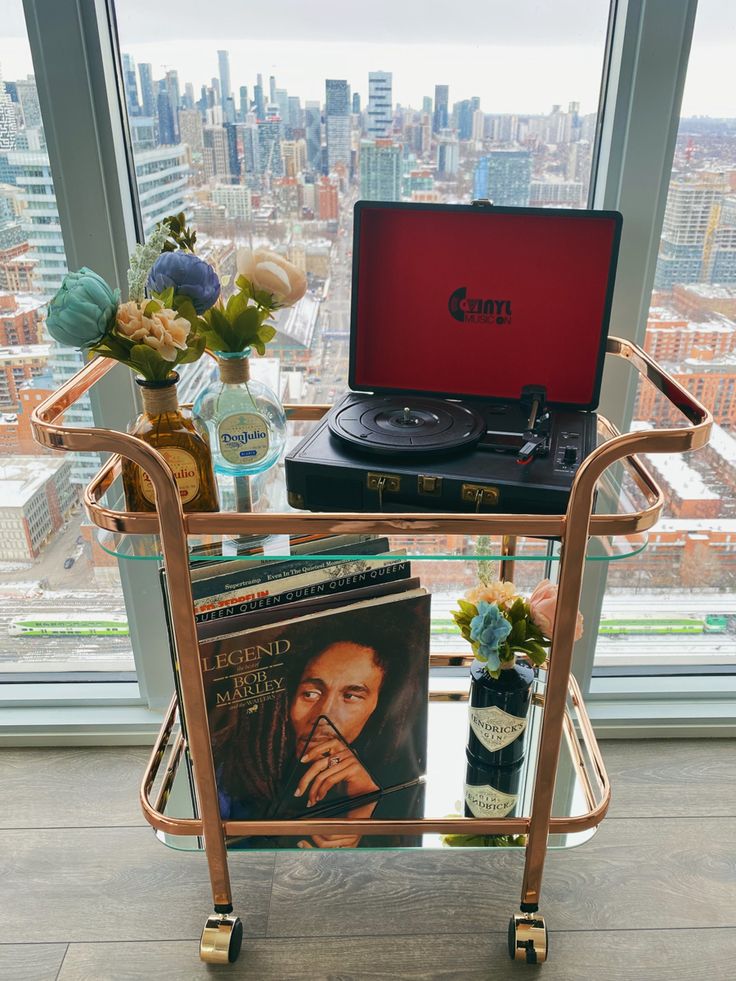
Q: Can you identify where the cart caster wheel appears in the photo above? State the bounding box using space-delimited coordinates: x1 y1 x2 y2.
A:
508 913 548 964
200 914 243 964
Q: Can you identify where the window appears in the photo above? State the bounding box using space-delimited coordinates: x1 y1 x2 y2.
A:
114 0 612 405
0 1 133 677
595 0 736 676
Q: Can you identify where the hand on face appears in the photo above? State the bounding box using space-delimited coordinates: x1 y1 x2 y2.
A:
295 735 379 808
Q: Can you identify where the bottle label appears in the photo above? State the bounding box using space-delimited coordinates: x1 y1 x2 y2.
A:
464 782 518 818
139 448 200 505
218 412 270 464
469 704 527 753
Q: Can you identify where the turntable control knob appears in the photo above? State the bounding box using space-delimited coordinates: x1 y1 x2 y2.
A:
563 446 578 465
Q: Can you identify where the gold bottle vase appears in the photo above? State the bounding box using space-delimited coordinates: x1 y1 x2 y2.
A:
122 373 220 514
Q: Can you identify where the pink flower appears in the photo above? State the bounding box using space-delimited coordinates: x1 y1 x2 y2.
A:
528 579 584 641
236 248 307 306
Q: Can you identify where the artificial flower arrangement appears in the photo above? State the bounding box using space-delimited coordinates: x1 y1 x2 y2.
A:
451 578 584 679
45 213 308 505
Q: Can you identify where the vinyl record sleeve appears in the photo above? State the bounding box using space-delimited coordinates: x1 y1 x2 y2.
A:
201 589 431 848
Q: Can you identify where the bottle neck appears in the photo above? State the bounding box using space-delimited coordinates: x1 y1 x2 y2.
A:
218 354 250 385
141 384 179 415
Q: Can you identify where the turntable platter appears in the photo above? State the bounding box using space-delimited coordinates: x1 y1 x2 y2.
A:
328 396 485 455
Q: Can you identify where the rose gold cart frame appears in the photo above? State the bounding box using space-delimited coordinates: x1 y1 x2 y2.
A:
32 337 710 964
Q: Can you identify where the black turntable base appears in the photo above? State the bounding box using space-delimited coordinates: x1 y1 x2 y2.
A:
285 393 597 515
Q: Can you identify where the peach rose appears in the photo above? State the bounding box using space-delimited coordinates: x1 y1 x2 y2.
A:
236 248 307 306
117 301 190 362
466 580 517 609
528 579 584 641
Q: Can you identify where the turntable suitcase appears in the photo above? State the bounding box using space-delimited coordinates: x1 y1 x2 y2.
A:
285 200 622 514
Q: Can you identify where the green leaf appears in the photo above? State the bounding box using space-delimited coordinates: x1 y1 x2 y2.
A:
226 288 252 322
175 333 206 365
143 299 160 318
151 286 175 309
510 619 527 643
127 343 169 381
458 599 478 617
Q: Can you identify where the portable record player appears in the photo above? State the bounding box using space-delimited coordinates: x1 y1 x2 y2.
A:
285 200 622 514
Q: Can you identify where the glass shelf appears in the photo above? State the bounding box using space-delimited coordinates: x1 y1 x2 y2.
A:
151 673 601 853
94 438 649 564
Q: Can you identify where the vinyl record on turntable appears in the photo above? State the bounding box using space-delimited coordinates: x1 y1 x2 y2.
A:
328 395 486 455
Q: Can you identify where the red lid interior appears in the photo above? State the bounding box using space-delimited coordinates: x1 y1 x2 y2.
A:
350 203 621 409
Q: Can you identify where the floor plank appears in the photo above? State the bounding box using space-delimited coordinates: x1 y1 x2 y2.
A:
0 748 149 829
0 827 274 945
268 817 736 937
601 739 736 818
0 944 67 981
54 928 736 980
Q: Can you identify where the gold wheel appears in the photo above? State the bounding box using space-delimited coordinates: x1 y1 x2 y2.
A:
199 914 243 964
508 913 548 964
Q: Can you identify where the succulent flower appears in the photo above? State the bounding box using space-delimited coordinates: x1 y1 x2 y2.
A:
236 248 307 307
469 601 513 673
46 268 120 348
147 251 221 315
116 301 191 362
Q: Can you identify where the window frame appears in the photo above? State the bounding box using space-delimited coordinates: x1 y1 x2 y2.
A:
3 0 733 744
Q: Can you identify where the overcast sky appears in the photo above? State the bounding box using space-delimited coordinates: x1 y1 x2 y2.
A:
2 0 735 116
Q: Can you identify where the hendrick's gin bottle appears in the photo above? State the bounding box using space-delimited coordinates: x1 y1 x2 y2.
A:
467 657 534 768
464 750 524 819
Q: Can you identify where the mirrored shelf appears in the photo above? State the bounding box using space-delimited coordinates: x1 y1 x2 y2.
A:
93 461 649 564
148 674 603 854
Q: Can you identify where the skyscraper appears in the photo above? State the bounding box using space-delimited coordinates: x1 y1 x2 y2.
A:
436 132 459 177
269 75 277 106
325 79 351 173
304 101 322 172
367 71 392 139
352 92 361 115
360 139 402 201
156 83 175 145
122 54 140 116
254 79 265 120
138 63 155 118
217 50 232 104
433 85 448 134
654 176 729 289
16 77 41 130
0 71 17 150
165 70 181 141
239 86 249 122
257 114 284 176
474 149 532 206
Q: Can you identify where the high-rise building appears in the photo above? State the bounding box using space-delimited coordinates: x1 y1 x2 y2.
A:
288 96 302 132
304 101 322 172
212 184 252 221
138 62 155 118
367 71 392 139
422 96 432 116
122 54 140 116
0 71 17 150
223 122 240 179
281 139 307 178
257 114 284 176
325 79 351 173
16 77 41 130
182 82 195 110
453 99 473 141
240 120 259 175
474 149 531 206
433 84 448 134
203 125 231 180
156 83 175 145
436 132 459 177
269 75 277 106
254 75 265 119
352 92 361 115
129 116 156 151
165 70 181 141
217 50 232 105
178 108 204 165
316 176 339 220
655 176 729 289
360 139 402 201
239 86 249 122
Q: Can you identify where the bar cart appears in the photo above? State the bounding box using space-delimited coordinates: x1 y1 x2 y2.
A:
31 337 710 967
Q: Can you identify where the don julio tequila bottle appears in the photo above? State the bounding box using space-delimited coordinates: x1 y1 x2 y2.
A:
193 349 286 477
122 374 219 513
467 657 534 767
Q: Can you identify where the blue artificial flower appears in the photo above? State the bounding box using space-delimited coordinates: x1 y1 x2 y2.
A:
469 601 512 673
147 251 220 315
46 268 120 349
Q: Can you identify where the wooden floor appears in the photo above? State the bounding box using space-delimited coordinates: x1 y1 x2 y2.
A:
0 739 734 980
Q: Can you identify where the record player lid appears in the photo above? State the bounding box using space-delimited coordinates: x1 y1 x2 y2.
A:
349 202 622 410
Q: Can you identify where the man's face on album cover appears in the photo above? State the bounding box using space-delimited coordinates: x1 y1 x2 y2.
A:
290 642 385 752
